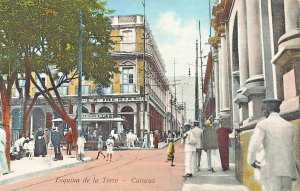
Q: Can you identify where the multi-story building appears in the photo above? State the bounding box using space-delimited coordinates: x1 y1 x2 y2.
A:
208 0 300 190
7 15 173 143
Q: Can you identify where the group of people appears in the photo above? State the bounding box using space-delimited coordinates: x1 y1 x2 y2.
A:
182 119 232 178
141 130 159 149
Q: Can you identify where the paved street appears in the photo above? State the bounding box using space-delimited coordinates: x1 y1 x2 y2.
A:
0 141 185 191
0 140 248 191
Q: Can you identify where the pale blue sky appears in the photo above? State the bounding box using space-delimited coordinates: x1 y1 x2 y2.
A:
106 0 212 77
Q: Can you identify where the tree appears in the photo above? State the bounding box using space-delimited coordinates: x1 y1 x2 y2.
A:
0 0 118 155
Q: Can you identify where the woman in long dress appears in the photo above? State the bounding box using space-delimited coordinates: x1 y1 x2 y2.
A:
34 126 47 157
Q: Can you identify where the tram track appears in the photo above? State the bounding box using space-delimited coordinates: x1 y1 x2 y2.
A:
5 143 184 191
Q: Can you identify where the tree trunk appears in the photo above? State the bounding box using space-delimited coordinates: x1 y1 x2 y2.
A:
1 93 11 170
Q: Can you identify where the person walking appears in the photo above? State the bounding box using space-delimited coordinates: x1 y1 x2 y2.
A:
64 128 73 155
248 99 297 191
44 129 50 150
0 124 9 175
141 130 148 148
95 135 105 160
51 126 63 161
154 130 159 149
167 138 175 166
190 120 203 172
216 120 232 171
182 125 197 178
77 133 86 161
27 138 35 160
106 135 114 162
34 126 47 157
149 131 154 148
203 119 218 173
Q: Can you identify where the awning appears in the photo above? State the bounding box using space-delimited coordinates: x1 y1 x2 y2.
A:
52 118 125 122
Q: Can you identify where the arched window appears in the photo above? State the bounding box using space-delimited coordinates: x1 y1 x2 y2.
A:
98 106 111 113
121 106 134 112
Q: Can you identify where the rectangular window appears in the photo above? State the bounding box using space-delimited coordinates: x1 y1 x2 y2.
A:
121 30 135 52
122 67 135 93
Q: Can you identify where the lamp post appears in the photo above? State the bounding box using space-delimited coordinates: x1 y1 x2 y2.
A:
77 9 83 138
142 0 146 136
18 74 26 137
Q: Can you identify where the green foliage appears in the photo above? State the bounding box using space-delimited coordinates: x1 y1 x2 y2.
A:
0 0 117 86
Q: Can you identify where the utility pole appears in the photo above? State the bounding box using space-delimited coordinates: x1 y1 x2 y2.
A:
195 40 199 121
173 59 177 131
77 9 83 138
142 0 146 136
199 20 204 123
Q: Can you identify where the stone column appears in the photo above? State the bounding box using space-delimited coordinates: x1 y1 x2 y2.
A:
236 0 249 123
243 0 265 120
220 27 231 126
213 46 220 116
246 0 263 78
218 42 223 115
238 0 249 87
284 0 299 34
220 31 230 111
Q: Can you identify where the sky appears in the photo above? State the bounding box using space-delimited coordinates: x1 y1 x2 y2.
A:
105 0 212 77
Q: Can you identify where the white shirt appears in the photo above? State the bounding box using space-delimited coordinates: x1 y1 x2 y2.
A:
0 128 6 153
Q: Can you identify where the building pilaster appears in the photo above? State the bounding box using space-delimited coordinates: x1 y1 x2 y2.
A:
243 0 265 120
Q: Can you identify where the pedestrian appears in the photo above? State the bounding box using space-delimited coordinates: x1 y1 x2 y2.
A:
27 138 35 160
216 119 232 171
0 124 9 175
44 128 50 150
126 129 135 147
34 126 47 157
190 121 203 172
13 136 26 159
64 128 73 155
77 133 86 161
182 124 197 178
106 135 114 162
51 126 63 161
149 131 154 148
203 119 218 173
247 99 297 191
154 130 159 149
141 130 148 148
95 135 105 160
167 138 175 166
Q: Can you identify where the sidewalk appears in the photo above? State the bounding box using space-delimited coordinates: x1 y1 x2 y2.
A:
0 141 168 186
182 150 249 191
0 155 92 186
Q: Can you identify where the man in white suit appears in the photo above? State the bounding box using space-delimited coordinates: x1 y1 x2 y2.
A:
248 99 297 191
191 121 203 172
182 125 197 178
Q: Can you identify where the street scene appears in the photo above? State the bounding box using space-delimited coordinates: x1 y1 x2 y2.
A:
0 0 300 191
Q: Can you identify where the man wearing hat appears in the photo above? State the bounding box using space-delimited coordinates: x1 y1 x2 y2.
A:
190 120 203 172
248 99 297 191
95 135 105 160
51 126 63 160
64 128 73 155
106 135 114 161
